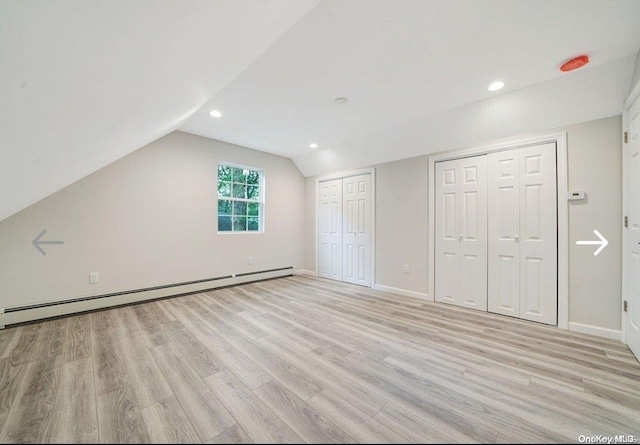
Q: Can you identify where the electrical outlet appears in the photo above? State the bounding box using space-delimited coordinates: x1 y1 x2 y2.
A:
403 264 410 274
248 257 254 265
89 272 99 284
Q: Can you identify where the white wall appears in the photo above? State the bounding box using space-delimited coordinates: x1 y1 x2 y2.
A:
565 116 622 330
630 49 640 94
0 131 304 309
302 176 316 274
374 157 430 296
304 115 622 332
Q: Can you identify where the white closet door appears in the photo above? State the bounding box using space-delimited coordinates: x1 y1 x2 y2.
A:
625 98 640 359
435 156 487 309
343 174 372 286
519 143 557 325
488 149 521 317
435 160 460 304
318 179 343 281
459 156 488 310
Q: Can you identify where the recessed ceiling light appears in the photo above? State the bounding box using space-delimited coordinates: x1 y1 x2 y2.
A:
488 81 504 91
310 143 319 149
209 110 222 118
334 97 348 105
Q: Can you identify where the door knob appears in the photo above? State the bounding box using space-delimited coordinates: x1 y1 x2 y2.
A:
514 236 519 243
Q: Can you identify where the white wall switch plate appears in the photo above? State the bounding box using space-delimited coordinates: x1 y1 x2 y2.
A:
567 191 585 201
403 264 410 274
89 272 99 284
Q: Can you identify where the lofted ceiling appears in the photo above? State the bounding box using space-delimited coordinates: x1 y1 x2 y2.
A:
181 0 640 175
2 1 640 221
0 0 319 222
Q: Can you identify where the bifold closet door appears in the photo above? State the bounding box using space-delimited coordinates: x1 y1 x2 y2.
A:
343 174 372 286
487 149 521 317
488 143 558 325
435 156 488 310
318 179 343 281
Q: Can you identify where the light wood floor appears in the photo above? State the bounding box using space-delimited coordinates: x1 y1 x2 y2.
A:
0 276 639 443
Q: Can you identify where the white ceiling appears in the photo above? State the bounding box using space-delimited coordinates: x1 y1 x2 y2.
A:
0 0 319 222
181 0 640 170
294 55 635 177
2 1 640 222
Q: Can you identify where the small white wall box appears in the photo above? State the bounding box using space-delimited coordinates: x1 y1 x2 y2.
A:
567 191 585 201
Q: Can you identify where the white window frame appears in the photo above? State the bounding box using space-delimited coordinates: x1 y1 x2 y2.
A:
217 162 265 234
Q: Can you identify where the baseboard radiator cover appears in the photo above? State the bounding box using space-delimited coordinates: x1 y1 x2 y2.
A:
0 267 294 328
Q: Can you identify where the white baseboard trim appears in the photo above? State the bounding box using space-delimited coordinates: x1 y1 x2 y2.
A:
1 268 293 327
295 269 318 277
568 322 622 341
373 284 431 301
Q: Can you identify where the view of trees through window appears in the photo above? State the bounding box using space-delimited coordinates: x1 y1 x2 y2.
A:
217 164 262 232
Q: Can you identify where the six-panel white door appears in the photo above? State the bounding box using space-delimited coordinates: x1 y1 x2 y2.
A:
488 149 521 317
435 160 460 304
435 156 488 310
625 98 640 360
318 179 343 281
343 174 372 286
518 143 557 325
487 143 558 325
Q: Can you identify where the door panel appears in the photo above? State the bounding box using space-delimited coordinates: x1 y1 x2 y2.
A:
459 156 488 310
318 179 343 281
626 99 640 360
342 174 372 286
519 143 557 325
435 156 487 309
488 149 520 317
436 160 460 304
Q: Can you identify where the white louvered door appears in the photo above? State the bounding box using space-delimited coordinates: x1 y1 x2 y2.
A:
435 155 487 310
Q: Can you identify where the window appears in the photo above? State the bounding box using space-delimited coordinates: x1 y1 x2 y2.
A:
217 163 263 232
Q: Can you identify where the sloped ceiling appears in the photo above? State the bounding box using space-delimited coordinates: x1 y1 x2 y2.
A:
181 0 640 175
3 1 640 222
0 0 319 222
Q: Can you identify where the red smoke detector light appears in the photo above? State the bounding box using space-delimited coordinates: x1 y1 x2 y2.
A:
560 55 590 72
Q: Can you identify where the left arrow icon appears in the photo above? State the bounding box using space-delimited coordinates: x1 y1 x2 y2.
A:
33 230 64 256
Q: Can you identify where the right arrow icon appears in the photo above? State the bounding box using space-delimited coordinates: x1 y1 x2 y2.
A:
576 229 608 256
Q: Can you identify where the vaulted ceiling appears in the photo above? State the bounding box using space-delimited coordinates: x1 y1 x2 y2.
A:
0 0 319 222
181 0 640 175
2 0 640 221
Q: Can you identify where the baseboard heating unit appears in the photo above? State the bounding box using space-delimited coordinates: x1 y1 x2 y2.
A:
0 266 295 328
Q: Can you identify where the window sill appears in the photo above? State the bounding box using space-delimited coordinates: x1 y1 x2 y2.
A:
217 231 264 235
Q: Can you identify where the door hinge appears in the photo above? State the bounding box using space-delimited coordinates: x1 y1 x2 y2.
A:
624 300 628 312
624 131 628 143
625 215 629 228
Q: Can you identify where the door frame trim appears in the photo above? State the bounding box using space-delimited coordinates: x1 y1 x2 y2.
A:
427 133 569 329
315 168 376 287
621 82 640 344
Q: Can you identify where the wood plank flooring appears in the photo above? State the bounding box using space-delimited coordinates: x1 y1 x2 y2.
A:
0 275 639 443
